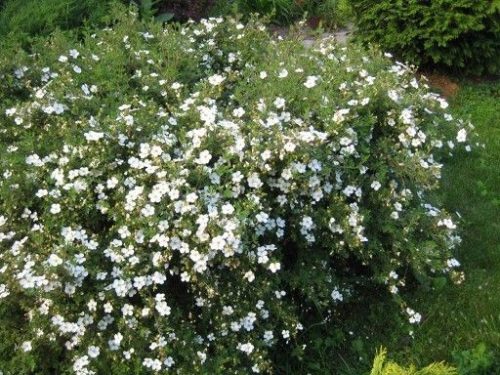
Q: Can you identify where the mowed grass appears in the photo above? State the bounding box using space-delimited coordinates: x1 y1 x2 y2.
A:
389 80 500 369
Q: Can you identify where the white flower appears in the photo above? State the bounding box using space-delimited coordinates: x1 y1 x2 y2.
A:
232 107 245 118
47 254 63 267
371 181 382 191
195 150 212 165
107 177 119 189
141 204 155 217
241 312 257 331
69 49 80 58
152 272 166 284
155 299 171 317
300 216 314 230
221 203 235 215
238 342 254 355
21 341 32 352
208 74 225 86
84 131 104 142
406 307 422 324
438 98 449 109
143 358 162 371
122 304 134 316
259 71 267 79
247 173 263 189
278 69 288 78
6 107 17 117
36 189 48 197
73 355 90 372
58 55 68 63
388 90 400 102
456 129 467 143
88 346 100 358
198 105 216 125
274 97 286 109
243 271 255 282
331 288 343 302
197 351 207 364
164 357 175 368
50 204 61 214
0 284 10 299
333 108 349 123
438 218 456 230
222 306 234 315
304 75 318 88
268 262 281 273
210 236 226 251
410 312 422 324
26 154 44 166
256 212 269 223
263 330 273 342
232 171 244 183
284 142 296 152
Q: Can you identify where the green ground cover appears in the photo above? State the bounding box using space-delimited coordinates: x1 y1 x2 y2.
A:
387 81 500 373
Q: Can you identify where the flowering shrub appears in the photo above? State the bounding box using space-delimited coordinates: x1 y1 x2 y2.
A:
0 7 473 374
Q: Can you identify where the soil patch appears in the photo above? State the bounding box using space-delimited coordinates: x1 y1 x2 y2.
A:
422 72 460 98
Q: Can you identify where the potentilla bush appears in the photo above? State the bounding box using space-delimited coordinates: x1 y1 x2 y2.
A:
0 7 473 374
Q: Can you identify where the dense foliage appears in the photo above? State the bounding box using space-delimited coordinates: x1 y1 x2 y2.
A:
151 0 217 22
0 0 352 37
212 0 352 26
0 0 116 40
0 7 473 374
350 0 500 76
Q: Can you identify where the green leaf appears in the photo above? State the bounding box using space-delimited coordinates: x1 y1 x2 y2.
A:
155 12 174 23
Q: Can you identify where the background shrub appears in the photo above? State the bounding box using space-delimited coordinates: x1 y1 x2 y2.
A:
0 0 352 34
350 0 500 76
0 6 473 374
314 0 353 28
151 0 217 22
214 0 303 24
0 0 118 40
211 0 352 27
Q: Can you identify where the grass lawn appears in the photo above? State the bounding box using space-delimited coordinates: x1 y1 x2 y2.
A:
389 80 500 371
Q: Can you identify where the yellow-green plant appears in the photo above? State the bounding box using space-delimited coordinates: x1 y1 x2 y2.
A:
370 348 457 375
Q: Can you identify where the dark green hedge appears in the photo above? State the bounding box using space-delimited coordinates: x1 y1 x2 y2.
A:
351 0 500 76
